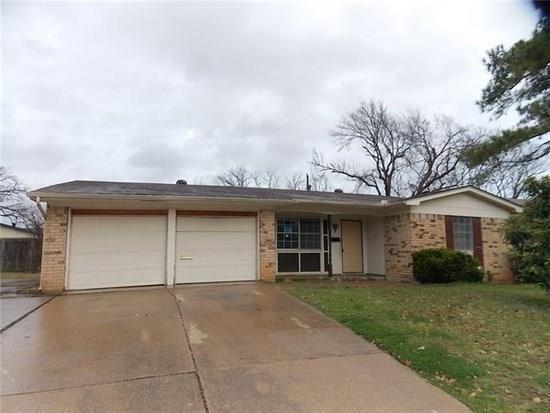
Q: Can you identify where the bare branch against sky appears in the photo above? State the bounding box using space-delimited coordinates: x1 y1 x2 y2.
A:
1 1 542 191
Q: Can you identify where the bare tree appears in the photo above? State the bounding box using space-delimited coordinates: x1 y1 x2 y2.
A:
215 166 333 192
308 169 332 192
476 147 545 199
0 167 43 234
313 101 411 196
314 100 493 197
284 172 305 190
216 166 255 187
254 170 280 188
402 114 482 196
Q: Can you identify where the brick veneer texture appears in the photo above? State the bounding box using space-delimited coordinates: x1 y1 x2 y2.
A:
481 218 513 282
259 209 276 282
40 207 69 292
384 213 513 282
384 213 446 279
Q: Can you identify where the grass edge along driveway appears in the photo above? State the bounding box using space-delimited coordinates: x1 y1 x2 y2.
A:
288 282 549 413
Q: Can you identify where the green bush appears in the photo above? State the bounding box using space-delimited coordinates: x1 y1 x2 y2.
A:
412 248 484 284
505 176 550 293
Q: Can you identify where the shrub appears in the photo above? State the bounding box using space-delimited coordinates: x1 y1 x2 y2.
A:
412 248 484 284
505 176 550 293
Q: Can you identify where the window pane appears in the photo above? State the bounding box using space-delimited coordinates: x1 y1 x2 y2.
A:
299 219 321 249
300 253 321 272
452 217 473 252
277 219 299 249
278 253 299 272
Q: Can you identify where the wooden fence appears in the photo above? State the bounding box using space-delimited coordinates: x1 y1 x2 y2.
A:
0 238 42 273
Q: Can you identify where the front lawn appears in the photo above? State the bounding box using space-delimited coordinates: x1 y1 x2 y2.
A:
288 282 549 413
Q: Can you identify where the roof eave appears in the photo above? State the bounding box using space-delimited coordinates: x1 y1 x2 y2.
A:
28 191 395 208
404 187 523 213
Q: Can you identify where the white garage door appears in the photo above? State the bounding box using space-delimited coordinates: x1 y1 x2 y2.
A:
68 215 167 290
175 216 257 283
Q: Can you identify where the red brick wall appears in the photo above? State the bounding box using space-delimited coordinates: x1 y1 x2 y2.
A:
384 212 513 282
384 213 447 279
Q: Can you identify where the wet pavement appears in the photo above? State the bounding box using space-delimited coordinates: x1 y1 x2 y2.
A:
0 283 471 413
1 296 52 331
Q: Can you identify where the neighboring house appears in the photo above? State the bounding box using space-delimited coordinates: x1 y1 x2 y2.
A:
0 223 42 273
29 181 523 293
0 223 35 240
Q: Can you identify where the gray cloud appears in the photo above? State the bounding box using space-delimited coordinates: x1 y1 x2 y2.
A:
2 0 539 190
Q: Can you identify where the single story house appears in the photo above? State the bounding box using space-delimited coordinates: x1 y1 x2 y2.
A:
29 180 523 293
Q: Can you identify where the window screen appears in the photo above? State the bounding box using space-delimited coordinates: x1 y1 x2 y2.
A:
452 217 473 253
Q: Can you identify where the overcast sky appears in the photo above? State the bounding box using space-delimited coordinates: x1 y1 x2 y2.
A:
1 0 540 191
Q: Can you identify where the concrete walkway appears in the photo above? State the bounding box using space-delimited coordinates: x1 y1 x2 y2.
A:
0 283 471 412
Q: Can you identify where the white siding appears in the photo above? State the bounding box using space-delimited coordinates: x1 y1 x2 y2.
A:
411 193 512 219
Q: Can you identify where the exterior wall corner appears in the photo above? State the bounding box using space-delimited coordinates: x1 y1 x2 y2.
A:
40 206 69 293
481 217 514 283
259 209 276 282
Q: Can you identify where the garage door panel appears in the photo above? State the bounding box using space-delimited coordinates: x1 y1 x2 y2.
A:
177 216 256 232
175 216 256 284
68 215 167 290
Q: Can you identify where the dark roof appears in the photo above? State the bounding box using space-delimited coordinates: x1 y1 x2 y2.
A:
30 180 401 205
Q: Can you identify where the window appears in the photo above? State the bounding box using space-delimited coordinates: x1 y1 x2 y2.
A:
277 218 323 273
277 219 298 249
452 217 473 253
299 219 321 249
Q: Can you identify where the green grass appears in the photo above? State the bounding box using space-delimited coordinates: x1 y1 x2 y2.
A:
288 282 550 413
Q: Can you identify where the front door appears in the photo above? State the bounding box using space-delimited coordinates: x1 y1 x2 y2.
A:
341 220 363 273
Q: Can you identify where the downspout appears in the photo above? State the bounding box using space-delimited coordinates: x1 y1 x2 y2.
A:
327 214 333 277
35 196 47 218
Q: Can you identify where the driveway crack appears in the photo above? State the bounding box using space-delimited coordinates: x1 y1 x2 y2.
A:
0 295 57 334
166 288 210 413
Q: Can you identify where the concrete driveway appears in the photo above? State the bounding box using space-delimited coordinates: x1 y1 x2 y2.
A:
1 283 470 412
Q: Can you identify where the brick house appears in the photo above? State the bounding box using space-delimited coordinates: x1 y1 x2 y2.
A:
29 181 523 293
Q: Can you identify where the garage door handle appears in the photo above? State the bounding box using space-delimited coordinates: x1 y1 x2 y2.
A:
180 256 193 261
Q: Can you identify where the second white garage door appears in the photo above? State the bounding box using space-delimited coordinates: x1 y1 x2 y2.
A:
175 216 257 283
68 215 167 290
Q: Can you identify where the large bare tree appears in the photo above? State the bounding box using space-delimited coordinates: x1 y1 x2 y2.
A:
314 100 502 197
314 101 411 196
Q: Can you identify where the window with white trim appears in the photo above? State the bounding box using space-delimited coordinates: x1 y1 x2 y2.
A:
277 218 322 273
